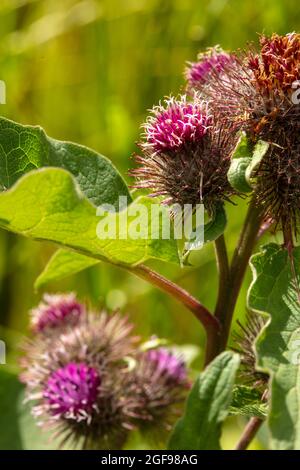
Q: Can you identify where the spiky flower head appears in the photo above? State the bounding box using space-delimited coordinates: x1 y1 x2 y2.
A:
132 95 237 212
21 294 194 448
185 46 233 93
145 348 187 383
232 312 269 392
249 33 300 94
30 293 84 334
142 95 210 154
132 347 189 440
43 362 101 420
21 309 139 449
204 34 300 241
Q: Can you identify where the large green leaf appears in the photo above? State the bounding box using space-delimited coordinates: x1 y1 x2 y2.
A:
0 116 131 207
35 249 99 290
249 243 300 449
0 168 179 266
0 117 135 288
37 199 227 288
168 351 240 450
0 368 58 449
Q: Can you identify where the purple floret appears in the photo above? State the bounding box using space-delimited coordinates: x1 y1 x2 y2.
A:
44 363 100 419
146 348 187 383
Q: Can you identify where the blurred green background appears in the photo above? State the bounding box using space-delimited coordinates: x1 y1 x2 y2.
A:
0 0 298 449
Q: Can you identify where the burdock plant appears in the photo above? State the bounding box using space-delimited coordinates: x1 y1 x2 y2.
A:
30 293 84 333
20 295 189 449
200 33 300 245
133 347 189 442
132 95 237 213
1 31 300 451
185 46 234 93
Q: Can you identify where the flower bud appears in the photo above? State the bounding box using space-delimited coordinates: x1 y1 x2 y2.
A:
232 312 269 392
185 46 233 93
203 34 300 241
22 307 138 449
30 293 84 333
133 348 189 441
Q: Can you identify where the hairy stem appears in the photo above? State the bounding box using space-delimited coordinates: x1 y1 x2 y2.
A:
214 234 230 326
200 235 231 365
128 264 221 341
235 417 263 450
219 201 263 353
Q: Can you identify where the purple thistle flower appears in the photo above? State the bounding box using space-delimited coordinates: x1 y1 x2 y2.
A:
132 95 237 211
146 348 186 384
143 96 211 153
185 47 233 92
204 34 300 243
21 294 193 448
21 306 139 449
132 348 189 439
44 363 100 421
31 293 84 333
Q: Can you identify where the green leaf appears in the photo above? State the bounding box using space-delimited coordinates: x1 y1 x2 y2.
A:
245 140 269 186
35 249 99 290
168 351 240 450
0 368 58 449
0 116 131 208
227 132 269 193
227 132 252 192
0 168 179 267
228 158 252 193
229 385 267 419
249 243 300 449
204 204 227 244
183 203 227 264
0 117 136 287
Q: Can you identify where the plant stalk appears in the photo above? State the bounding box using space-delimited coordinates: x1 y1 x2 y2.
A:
128 264 221 338
210 201 263 360
222 201 263 350
214 234 230 327
126 201 262 367
235 417 263 450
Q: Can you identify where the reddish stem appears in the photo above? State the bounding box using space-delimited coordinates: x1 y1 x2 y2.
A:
235 417 263 450
127 264 221 361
